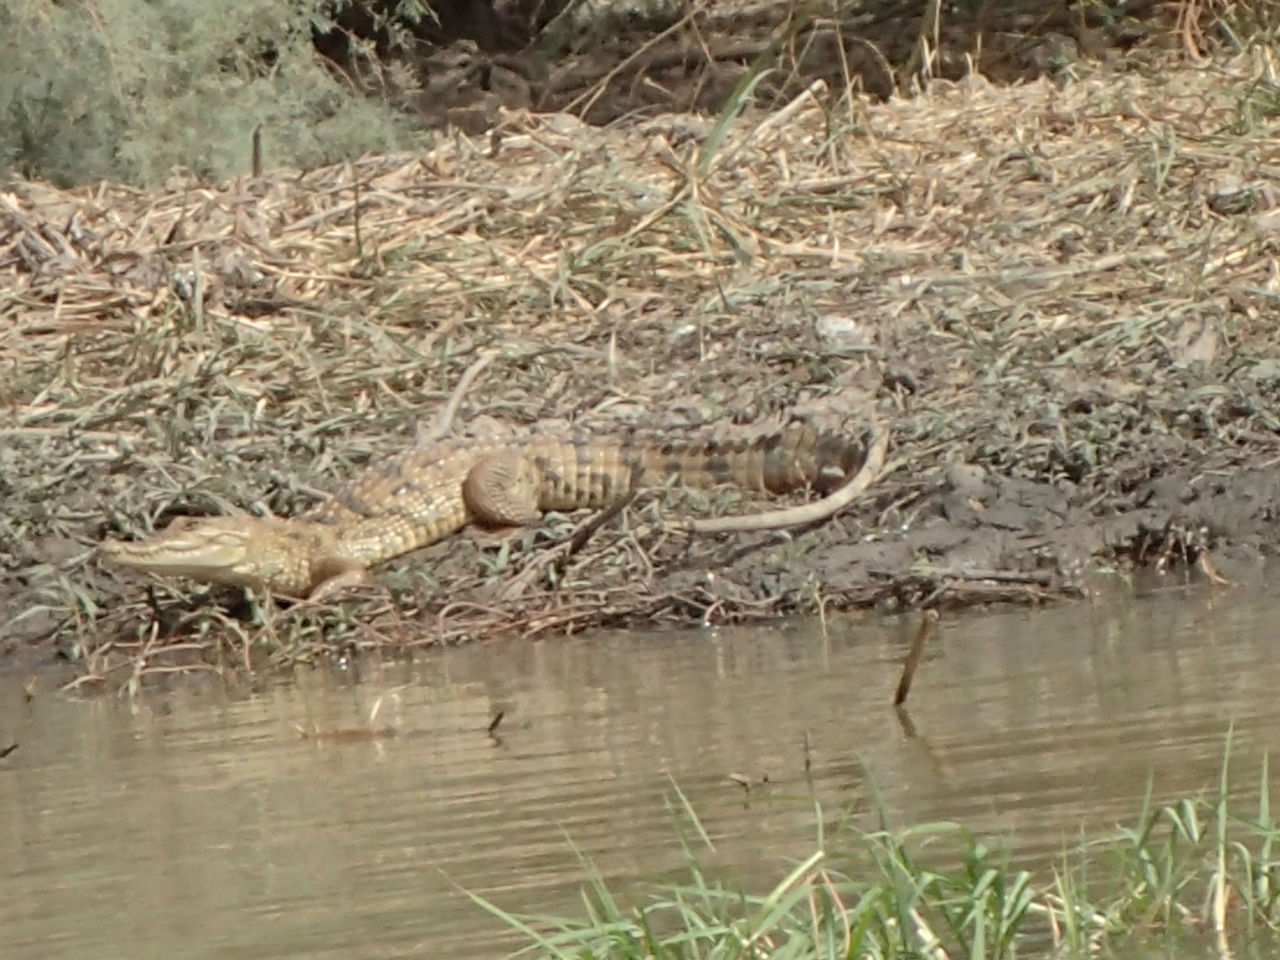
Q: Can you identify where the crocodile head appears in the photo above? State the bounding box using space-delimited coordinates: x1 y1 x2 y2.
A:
98 515 277 591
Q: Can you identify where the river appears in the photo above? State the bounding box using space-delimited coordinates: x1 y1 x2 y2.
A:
1 581 1276 958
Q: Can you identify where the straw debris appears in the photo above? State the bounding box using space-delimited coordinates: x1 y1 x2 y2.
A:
4 50 1280 680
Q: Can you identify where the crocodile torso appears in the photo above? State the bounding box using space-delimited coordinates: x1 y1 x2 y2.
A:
98 426 865 600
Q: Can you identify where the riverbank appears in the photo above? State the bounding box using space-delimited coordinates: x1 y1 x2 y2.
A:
4 51 1280 679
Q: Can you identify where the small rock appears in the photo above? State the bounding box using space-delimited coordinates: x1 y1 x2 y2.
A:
814 313 870 349
945 462 995 503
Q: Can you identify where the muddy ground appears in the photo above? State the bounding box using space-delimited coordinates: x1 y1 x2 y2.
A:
3 47 1280 684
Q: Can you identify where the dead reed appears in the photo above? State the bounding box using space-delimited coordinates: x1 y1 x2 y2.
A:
4 49 1280 680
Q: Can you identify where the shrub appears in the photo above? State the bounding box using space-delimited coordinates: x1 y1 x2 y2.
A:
0 0 420 187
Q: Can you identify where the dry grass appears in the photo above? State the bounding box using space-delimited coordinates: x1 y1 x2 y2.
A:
4 47 1280 683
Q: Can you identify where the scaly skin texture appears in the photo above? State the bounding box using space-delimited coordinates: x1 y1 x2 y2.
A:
97 426 865 600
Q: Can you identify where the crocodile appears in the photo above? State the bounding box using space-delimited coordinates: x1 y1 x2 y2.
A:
97 425 881 601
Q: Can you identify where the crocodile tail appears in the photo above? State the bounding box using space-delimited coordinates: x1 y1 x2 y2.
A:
638 425 865 494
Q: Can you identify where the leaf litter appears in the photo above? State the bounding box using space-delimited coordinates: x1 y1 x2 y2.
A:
3 50 1280 683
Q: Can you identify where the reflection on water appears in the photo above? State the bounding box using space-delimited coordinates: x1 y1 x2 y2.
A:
1 583 1279 958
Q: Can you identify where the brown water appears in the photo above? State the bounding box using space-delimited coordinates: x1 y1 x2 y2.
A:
1 583 1278 959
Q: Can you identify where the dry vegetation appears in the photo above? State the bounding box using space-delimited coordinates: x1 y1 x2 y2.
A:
4 41 1280 683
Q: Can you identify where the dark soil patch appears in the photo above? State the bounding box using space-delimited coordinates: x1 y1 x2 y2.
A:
335 0 1181 130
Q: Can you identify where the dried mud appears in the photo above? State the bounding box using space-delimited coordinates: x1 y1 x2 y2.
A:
4 49 1280 681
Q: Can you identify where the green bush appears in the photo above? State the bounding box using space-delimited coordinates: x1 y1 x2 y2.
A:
0 0 420 187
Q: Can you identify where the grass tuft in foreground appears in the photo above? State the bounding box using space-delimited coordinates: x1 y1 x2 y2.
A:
473 750 1280 958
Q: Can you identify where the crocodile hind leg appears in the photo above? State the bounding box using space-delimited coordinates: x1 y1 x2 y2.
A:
462 453 545 529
